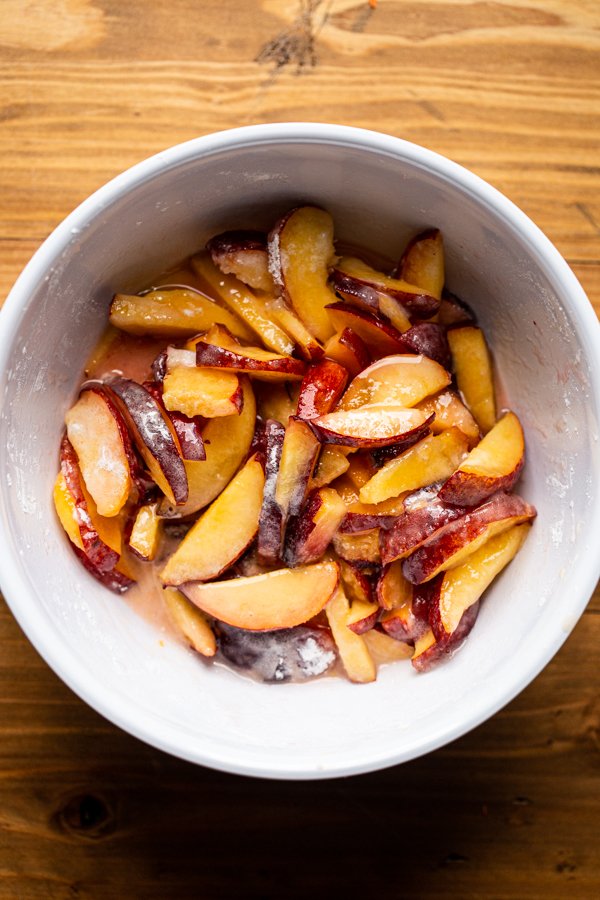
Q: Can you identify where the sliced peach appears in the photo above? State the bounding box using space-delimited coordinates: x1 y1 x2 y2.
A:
54 437 132 592
65 387 132 517
161 453 264 585
268 206 337 342
310 405 432 449
311 445 351 488
448 325 496 434
142 378 206 462
438 291 475 327
266 297 324 361
339 354 451 411
216 621 337 682
254 380 298 425
416 390 480 448
108 378 188 507
376 560 413 611
338 478 405 533
332 528 381 566
402 492 537 584
283 487 347 566
129 503 162 561
257 419 286 565
275 416 321 520
195 338 306 382
326 302 408 357
346 599 379 635
395 229 445 300
325 585 376 683
330 257 439 318
162 366 242 418
192 253 295 355
163 588 217 657
380 497 468 565
296 359 348 420
339 559 376 605
438 411 525 507
363 629 413 663
206 230 274 293
429 523 531 639
109 287 254 341
181 560 339 631
159 376 256 518
376 293 413 333
393 323 450 368
411 601 480 672
359 428 469 504
323 328 371 377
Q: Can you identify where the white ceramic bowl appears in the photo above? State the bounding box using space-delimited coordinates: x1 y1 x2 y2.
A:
1 124 599 780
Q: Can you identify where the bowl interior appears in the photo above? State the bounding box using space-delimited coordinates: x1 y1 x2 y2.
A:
1 126 599 778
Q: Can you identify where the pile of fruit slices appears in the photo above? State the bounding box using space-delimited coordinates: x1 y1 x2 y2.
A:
53 206 536 683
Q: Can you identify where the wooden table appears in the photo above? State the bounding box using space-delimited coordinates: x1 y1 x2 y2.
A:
1 2 599 896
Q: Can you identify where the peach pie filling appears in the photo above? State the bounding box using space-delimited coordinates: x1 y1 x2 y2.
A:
54 208 536 683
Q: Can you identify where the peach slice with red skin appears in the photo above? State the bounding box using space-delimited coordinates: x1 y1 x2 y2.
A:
359 428 469 505
363 629 413 663
380 496 468 565
283 486 347 567
395 229 445 300
448 325 496 434
257 419 286 565
339 559 377 606
310 405 433 449
438 290 475 327
428 523 531 641
330 256 439 319
402 491 536 584
159 375 256 518
195 338 307 382
143 380 206 462
275 416 322 521
325 585 376 683
346 599 380 635
54 436 132 592
108 378 188 507
394 323 450 369
160 452 265 585
206 230 274 293
438 411 525 507
181 560 340 631
192 253 295 355
268 206 337 342
339 353 451 411
326 302 409 357
411 601 480 672
323 328 371 377
296 359 348 420
335 475 405 533
65 386 134 518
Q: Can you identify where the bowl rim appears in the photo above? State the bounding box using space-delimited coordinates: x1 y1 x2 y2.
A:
1 122 600 780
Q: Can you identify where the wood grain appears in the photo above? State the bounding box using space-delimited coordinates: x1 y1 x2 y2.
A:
0 1 599 896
